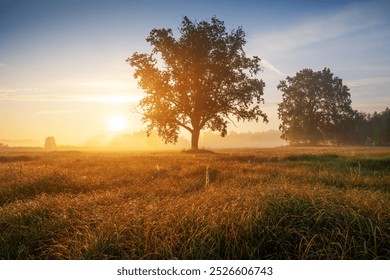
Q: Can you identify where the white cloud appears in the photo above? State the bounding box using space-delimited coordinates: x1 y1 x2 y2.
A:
75 80 137 91
78 95 141 104
261 58 285 76
0 86 143 105
345 75 390 112
346 76 390 88
255 3 385 56
0 88 74 102
353 97 390 112
248 1 390 114
35 110 81 115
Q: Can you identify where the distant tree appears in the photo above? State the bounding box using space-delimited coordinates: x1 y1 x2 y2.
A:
277 68 353 145
127 16 268 151
44 136 57 149
334 110 369 145
0 143 8 149
367 107 390 145
385 108 390 144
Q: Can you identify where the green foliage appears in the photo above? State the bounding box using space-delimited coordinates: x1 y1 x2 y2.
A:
0 148 389 259
335 108 390 146
127 16 267 150
277 68 353 145
285 153 339 162
367 108 390 145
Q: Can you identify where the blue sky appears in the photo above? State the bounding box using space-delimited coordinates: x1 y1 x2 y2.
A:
0 0 389 145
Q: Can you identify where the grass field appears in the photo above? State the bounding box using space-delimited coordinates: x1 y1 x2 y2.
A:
0 147 389 259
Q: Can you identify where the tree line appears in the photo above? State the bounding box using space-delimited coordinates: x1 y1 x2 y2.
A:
339 108 390 146
277 68 390 146
128 16 389 150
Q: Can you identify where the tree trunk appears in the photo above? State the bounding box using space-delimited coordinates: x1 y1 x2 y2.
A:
191 129 200 151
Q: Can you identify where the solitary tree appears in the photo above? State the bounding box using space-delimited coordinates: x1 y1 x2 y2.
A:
44 136 57 149
127 16 267 151
277 68 353 145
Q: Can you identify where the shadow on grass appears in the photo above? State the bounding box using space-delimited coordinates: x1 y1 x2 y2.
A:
181 149 216 155
0 156 38 163
0 172 86 207
285 154 339 162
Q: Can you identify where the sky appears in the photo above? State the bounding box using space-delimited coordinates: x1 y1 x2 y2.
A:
0 0 389 146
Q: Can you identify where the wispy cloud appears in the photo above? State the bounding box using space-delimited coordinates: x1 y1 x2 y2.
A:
261 58 285 76
345 75 390 112
353 97 390 112
255 3 385 55
346 76 390 88
73 80 137 91
250 0 390 114
35 109 81 115
0 88 74 102
0 86 142 104
0 62 8 68
78 95 141 104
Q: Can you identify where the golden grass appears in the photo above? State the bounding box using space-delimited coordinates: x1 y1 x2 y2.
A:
0 147 389 259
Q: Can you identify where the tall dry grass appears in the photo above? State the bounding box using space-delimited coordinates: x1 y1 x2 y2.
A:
0 147 389 259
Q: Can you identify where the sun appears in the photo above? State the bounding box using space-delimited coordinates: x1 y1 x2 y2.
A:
107 114 128 132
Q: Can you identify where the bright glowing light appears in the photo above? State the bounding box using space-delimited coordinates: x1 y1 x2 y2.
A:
107 114 128 132
81 95 141 104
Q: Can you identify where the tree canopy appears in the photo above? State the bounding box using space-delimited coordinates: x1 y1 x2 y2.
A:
127 16 267 150
277 68 353 145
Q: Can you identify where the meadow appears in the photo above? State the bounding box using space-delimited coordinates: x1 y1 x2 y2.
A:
0 147 389 259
